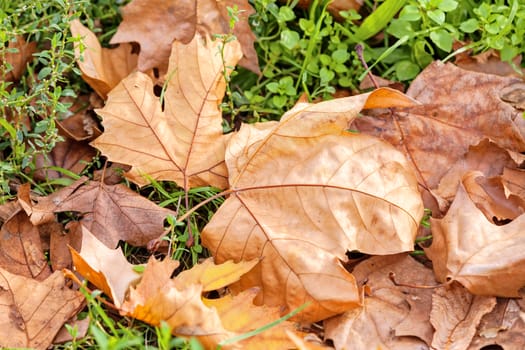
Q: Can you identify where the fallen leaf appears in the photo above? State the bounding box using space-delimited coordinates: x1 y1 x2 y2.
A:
202 288 302 349
430 282 496 350
176 257 259 292
57 107 102 142
33 133 96 182
70 19 138 99
49 221 82 271
70 226 141 307
0 209 51 280
29 177 174 248
0 200 20 224
1 35 36 82
324 297 429 350
325 254 437 348
109 0 259 73
454 48 524 78
436 139 520 202
0 268 84 349
352 62 525 214
462 171 524 221
426 183 525 297
202 90 424 322
502 168 525 201
92 35 242 189
468 298 525 350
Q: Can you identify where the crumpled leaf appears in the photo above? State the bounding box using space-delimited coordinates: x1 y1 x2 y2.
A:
0 206 51 280
0 268 84 349
92 35 242 189
202 89 424 322
426 182 525 297
70 19 138 99
325 254 437 349
70 226 141 307
468 298 525 349
352 61 525 213
430 282 496 350
27 177 174 248
435 139 520 202
121 257 303 349
109 0 259 73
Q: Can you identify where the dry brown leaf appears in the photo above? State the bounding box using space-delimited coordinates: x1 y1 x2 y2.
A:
120 257 303 349
352 62 525 214
0 268 84 349
468 298 525 350
92 35 241 189
1 35 36 82
70 226 141 307
436 139 520 202
33 134 96 182
426 183 525 297
57 107 102 142
49 221 82 271
462 171 524 221
502 168 525 201
430 282 496 350
324 297 429 350
28 177 174 248
70 19 138 99
202 89 424 322
325 254 436 349
0 208 51 280
0 200 20 224
109 0 259 73
454 48 524 78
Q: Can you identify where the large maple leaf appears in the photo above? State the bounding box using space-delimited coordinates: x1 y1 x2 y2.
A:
92 35 242 189
109 0 259 73
202 90 424 322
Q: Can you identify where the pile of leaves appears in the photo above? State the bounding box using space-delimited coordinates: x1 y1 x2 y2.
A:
1 0 525 349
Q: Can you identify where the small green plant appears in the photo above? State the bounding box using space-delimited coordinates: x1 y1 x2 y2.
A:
371 0 525 81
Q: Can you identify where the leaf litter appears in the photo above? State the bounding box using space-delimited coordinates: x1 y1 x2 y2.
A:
2 0 525 349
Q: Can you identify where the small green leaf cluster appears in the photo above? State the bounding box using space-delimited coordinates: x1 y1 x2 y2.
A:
0 0 125 202
229 0 365 121
376 0 525 81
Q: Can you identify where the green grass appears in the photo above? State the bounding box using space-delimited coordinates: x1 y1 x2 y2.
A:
2 0 525 348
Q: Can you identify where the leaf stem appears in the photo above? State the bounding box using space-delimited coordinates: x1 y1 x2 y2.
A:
176 188 233 224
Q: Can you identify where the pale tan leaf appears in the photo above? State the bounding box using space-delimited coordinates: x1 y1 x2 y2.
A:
70 226 141 307
0 268 84 349
92 35 242 189
430 283 496 350
426 183 525 296
203 90 424 322
70 19 138 99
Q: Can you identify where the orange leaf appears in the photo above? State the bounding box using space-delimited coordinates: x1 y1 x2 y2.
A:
92 35 242 189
